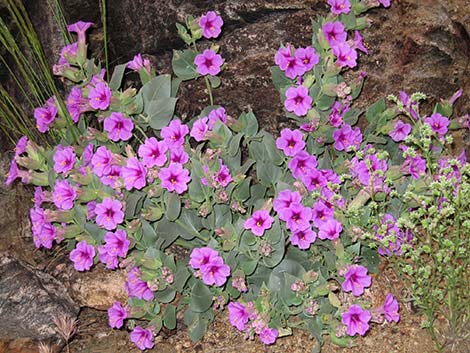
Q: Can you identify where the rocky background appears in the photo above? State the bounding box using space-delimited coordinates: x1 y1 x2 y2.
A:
0 0 469 352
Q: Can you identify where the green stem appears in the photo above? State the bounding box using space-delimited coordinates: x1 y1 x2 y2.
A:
204 76 214 106
100 0 109 76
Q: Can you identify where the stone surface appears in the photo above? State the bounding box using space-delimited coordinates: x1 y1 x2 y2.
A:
0 253 79 341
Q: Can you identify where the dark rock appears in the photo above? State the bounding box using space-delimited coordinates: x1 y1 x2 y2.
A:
0 253 79 341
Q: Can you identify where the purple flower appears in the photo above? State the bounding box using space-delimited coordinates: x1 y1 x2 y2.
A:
70 241 96 271
95 198 124 230
190 247 220 270
169 146 189 165
342 305 371 336
283 203 312 231
67 87 84 122
295 46 320 72
351 31 368 54
389 120 412 142
244 210 274 236
160 163 191 194
276 128 305 157
301 168 327 192
122 157 147 190
130 326 154 351
15 136 28 156
127 53 151 71
52 180 77 210
402 155 426 179
67 21 93 43
213 162 232 187
53 145 76 174
88 82 112 110
98 246 119 269
290 226 317 249
322 21 347 47
332 43 358 68
104 229 130 258
200 256 231 286
103 112 134 141
311 200 334 228
378 0 391 7
100 165 122 189
284 55 305 79
274 44 294 71
58 42 78 65
329 101 349 127
259 327 279 345
126 268 154 301
382 293 400 322
34 222 57 249
424 113 449 137
318 219 342 240
108 301 128 329
194 49 224 76
341 265 372 296
333 124 362 151
190 117 209 141
288 150 317 179
91 146 114 177
284 86 312 116
34 99 58 133
199 11 224 39
273 189 302 213
228 302 250 331
138 137 168 167
327 0 351 15
207 107 227 129
161 119 189 148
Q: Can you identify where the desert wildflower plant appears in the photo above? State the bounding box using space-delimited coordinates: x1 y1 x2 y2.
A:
4 0 469 351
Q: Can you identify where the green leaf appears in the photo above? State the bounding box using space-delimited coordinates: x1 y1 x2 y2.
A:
147 98 178 130
228 133 244 156
125 191 145 218
239 111 259 137
172 49 198 80
190 280 213 313
109 63 127 90
165 192 181 221
155 287 176 303
366 98 386 122
209 75 221 88
174 264 191 292
257 161 282 187
271 66 293 90
141 219 157 246
163 304 177 330
328 292 341 308
142 75 172 103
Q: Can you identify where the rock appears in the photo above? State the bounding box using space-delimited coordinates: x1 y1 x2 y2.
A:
0 253 79 341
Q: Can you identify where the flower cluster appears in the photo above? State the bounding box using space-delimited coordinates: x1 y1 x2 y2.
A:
190 247 231 286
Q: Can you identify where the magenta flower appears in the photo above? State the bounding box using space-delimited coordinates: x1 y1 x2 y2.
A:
424 113 449 137
284 86 312 116
327 0 351 14
189 247 220 270
194 49 224 76
127 53 151 71
295 46 320 73
190 117 209 141
333 124 362 151
207 107 227 129
288 150 317 179
259 327 279 345
322 21 347 47
122 157 147 190
273 189 302 214
169 146 189 164
290 226 317 249
130 326 154 351
34 222 57 249
244 210 274 236
70 241 96 271
228 302 250 331
104 229 130 258
284 55 305 79
53 145 76 174
58 42 78 65
199 11 224 39
88 82 112 110
67 21 93 43
52 179 77 210
91 146 114 177
34 100 58 133
274 44 294 71
108 301 128 329
95 198 124 230
213 162 232 187
389 120 412 142
98 246 118 270
200 256 231 286
318 219 342 240
103 112 134 141
15 136 28 156
301 168 327 192
161 119 189 148
276 128 305 157
382 293 400 322
160 163 191 194
138 137 168 167
283 203 312 231
402 155 426 179
311 200 334 228
342 305 371 336
332 43 358 68
341 265 372 296
126 267 154 301
351 31 368 54
67 87 84 122
100 164 122 189
378 0 391 7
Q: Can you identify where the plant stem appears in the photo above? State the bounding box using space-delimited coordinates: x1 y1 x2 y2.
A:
204 76 214 106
